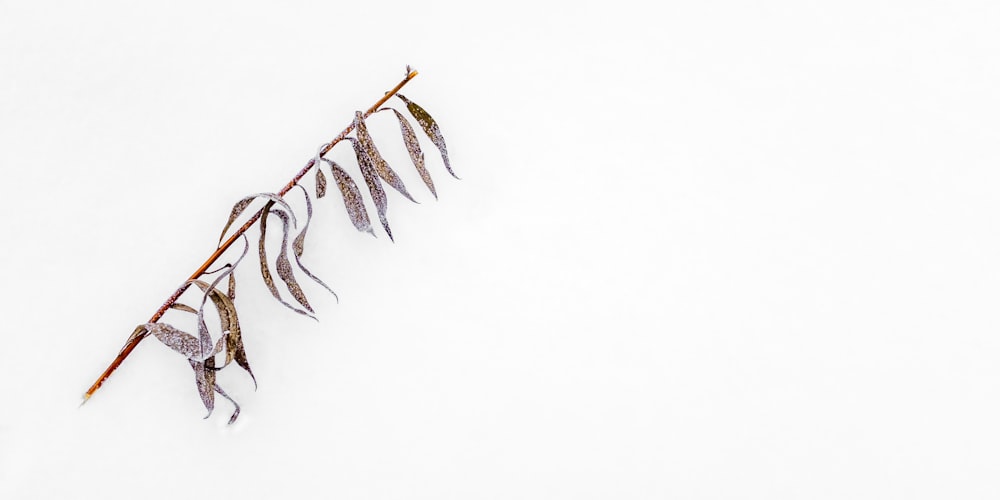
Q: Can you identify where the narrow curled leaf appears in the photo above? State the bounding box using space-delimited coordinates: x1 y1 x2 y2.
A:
354 111 415 202
213 382 241 425
170 303 198 315
292 185 338 302
189 358 214 417
291 185 312 258
196 299 212 361
193 278 255 388
258 201 315 318
121 325 149 355
378 107 436 199
271 208 314 313
321 157 373 235
194 263 237 360
220 198 253 244
190 357 240 423
396 93 456 178
219 193 297 245
347 137 394 241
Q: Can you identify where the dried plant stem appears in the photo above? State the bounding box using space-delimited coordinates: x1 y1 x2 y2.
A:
82 70 420 403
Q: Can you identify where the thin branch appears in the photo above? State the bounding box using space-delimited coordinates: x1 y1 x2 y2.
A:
82 69 420 402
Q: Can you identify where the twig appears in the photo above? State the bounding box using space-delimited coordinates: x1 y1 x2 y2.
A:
82 69 420 403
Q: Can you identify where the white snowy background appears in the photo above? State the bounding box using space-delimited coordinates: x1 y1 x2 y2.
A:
2 1 1000 498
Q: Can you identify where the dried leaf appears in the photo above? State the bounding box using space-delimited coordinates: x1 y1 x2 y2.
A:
193 266 235 361
219 193 297 245
170 303 198 314
193 278 255 388
354 111 415 202
228 272 236 301
291 185 310 258
258 201 315 318
312 143 329 199
196 299 213 361
213 382 241 424
194 280 237 333
396 93 456 178
192 356 240 423
121 325 149 355
321 157 374 236
271 208 314 313
291 185 338 302
378 107 436 199
347 137 394 241
315 166 327 199
189 358 215 417
146 323 204 359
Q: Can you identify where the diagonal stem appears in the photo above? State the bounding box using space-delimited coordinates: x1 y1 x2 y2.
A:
82 69 419 402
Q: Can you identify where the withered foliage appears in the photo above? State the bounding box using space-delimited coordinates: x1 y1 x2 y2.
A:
139 89 454 423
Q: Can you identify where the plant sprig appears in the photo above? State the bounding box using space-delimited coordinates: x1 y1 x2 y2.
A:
82 67 456 423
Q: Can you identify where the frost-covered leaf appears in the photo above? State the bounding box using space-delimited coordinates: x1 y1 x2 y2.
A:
378 107 436 199
193 266 238 361
188 358 214 417
347 137 394 241
147 322 224 361
354 111 415 202
214 382 240 424
291 185 311 259
219 193 297 245
194 279 238 333
321 157 373 236
191 357 240 423
258 201 315 318
193 278 255 387
291 185 337 302
396 93 456 178
315 166 327 199
271 208 314 313
196 299 212 361
147 323 203 359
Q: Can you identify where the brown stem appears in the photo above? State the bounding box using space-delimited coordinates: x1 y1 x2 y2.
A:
83 69 419 402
